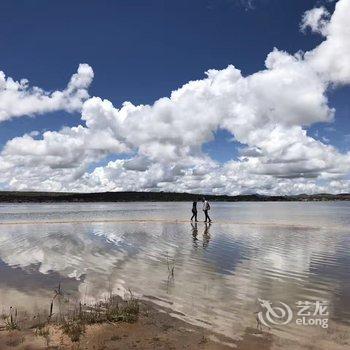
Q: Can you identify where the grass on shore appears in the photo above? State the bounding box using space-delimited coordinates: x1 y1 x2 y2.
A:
1 285 140 344
59 292 139 342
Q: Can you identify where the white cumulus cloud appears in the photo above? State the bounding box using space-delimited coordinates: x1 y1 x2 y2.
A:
300 6 330 35
0 63 94 122
0 0 350 195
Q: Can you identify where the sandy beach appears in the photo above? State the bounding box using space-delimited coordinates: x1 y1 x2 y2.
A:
0 297 274 350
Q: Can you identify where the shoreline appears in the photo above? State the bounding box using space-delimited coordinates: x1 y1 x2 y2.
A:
0 296 272 350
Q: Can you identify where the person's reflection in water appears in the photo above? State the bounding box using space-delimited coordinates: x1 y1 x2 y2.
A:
191 222 199 248
203 222 211 249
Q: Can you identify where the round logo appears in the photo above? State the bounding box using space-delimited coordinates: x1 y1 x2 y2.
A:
257 298 293 327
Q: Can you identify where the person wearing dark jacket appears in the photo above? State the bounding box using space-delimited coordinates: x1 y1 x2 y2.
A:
190 201 198 222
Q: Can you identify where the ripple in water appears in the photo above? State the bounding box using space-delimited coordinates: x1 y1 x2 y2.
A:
0 202 349 349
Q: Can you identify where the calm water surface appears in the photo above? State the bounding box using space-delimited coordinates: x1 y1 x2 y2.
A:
0 202 349 348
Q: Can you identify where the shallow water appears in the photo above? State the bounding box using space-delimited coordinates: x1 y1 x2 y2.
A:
0 202 349 348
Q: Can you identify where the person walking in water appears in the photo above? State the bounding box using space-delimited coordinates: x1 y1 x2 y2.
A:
190 200 198 222
202 198 212 223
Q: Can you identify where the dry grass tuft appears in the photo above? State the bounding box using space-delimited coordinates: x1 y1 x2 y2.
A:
0 284 140 346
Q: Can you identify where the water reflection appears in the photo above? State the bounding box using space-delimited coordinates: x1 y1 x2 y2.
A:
191 222 199 249
202 222 211 249
191 222 212 249
0 203 349 349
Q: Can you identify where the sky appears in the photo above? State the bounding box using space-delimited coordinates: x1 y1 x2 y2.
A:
0 0 349 195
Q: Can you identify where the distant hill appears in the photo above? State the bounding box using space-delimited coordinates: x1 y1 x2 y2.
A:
0 191 349 202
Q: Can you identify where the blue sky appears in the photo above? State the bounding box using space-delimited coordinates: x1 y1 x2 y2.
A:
0 0 343 143
0 0 349 194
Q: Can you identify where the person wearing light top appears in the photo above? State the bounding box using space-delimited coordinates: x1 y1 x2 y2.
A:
202 197 212 223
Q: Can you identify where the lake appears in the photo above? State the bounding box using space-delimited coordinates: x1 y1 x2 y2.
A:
0 202 349 349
